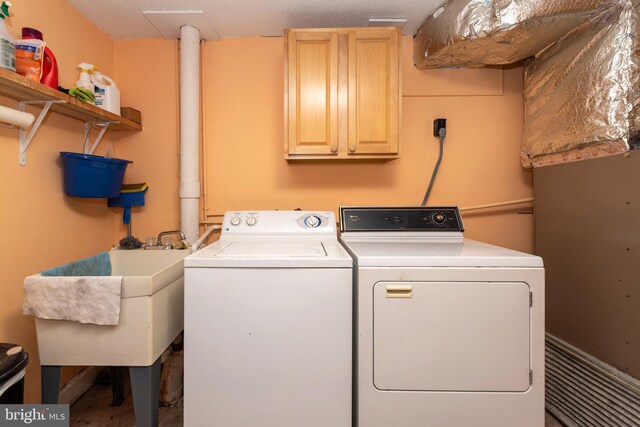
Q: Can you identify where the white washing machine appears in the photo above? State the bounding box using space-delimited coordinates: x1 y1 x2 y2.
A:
339 206 545 427
184 210 352 427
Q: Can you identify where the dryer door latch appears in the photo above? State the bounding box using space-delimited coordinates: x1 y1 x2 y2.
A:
386 285 413 298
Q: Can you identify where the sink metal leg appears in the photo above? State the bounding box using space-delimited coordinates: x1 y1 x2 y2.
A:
129 358 161 427
41 365 61 404
109 366 126 406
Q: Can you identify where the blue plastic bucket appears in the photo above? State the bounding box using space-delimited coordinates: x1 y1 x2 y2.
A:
60 152 132 198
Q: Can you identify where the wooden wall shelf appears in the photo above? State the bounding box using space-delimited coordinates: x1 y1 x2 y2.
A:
0 68 141 132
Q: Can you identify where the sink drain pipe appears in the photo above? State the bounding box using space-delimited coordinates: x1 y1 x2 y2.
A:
179 24 201 244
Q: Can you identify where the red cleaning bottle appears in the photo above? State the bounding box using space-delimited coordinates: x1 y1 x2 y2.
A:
40 47 58 88
21 27 58 89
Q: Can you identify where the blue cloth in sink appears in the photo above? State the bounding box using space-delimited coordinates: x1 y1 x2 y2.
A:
41 252 111 277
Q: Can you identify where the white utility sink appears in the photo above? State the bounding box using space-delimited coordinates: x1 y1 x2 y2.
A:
33 249 189 366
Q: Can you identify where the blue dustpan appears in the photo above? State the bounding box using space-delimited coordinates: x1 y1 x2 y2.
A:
108 183 148 236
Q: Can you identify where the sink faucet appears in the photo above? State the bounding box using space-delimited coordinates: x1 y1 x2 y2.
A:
156 230 186 247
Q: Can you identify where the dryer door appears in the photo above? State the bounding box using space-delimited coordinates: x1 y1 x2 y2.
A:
373 281 531 392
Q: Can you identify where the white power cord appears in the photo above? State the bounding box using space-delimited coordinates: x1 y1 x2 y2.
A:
190 224 221 253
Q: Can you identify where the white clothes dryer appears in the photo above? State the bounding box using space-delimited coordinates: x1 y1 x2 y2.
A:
339 206 544 427
184 211 352 427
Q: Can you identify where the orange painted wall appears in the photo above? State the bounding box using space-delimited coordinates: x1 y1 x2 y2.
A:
203 37 533 252
0 0 115 403
112 39 181 241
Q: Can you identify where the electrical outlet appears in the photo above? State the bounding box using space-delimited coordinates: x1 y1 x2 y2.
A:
433 118 446 137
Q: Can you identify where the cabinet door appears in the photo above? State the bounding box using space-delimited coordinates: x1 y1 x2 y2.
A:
347 29 400 155
286 31 339 156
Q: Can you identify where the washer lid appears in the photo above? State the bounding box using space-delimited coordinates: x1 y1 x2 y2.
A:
185 240 353 268
215 241 327 257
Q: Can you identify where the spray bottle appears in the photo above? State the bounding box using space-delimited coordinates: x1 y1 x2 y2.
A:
0 1 15 72
90 66 121 115
76 63 93 90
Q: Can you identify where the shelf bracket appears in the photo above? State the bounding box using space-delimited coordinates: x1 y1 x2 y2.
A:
83 121 117 155
18 100 65 166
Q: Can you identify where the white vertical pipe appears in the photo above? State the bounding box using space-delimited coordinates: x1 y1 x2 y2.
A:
180 25 201 243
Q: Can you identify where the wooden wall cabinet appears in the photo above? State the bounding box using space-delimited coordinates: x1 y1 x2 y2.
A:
285 27 400 161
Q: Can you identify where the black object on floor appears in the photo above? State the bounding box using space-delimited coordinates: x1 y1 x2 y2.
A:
0 343 29 404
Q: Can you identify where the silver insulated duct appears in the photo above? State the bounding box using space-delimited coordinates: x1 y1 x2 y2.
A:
414 0 613 69
521 0 639 167
414 0 639 168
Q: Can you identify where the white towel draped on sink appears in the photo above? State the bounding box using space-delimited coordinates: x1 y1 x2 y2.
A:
23 275 123 325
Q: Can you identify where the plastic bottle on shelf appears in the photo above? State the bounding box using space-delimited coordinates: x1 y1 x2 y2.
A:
21 27 58 88
0 1 15 72
40 46 58 88
90 67 120 115
75 63 94 90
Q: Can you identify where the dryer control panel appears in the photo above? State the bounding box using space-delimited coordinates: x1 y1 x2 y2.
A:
340 207 464 232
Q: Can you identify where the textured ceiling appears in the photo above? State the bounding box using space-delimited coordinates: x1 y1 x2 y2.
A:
66 0 446 40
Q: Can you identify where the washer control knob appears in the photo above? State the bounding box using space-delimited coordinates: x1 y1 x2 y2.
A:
433 213 446 225
230 216 241 226
304 215 322 228
246 217 257 226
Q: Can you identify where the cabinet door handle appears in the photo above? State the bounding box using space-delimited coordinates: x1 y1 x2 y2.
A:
348 143 356 152
330 144 338 153
386 285 412 298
